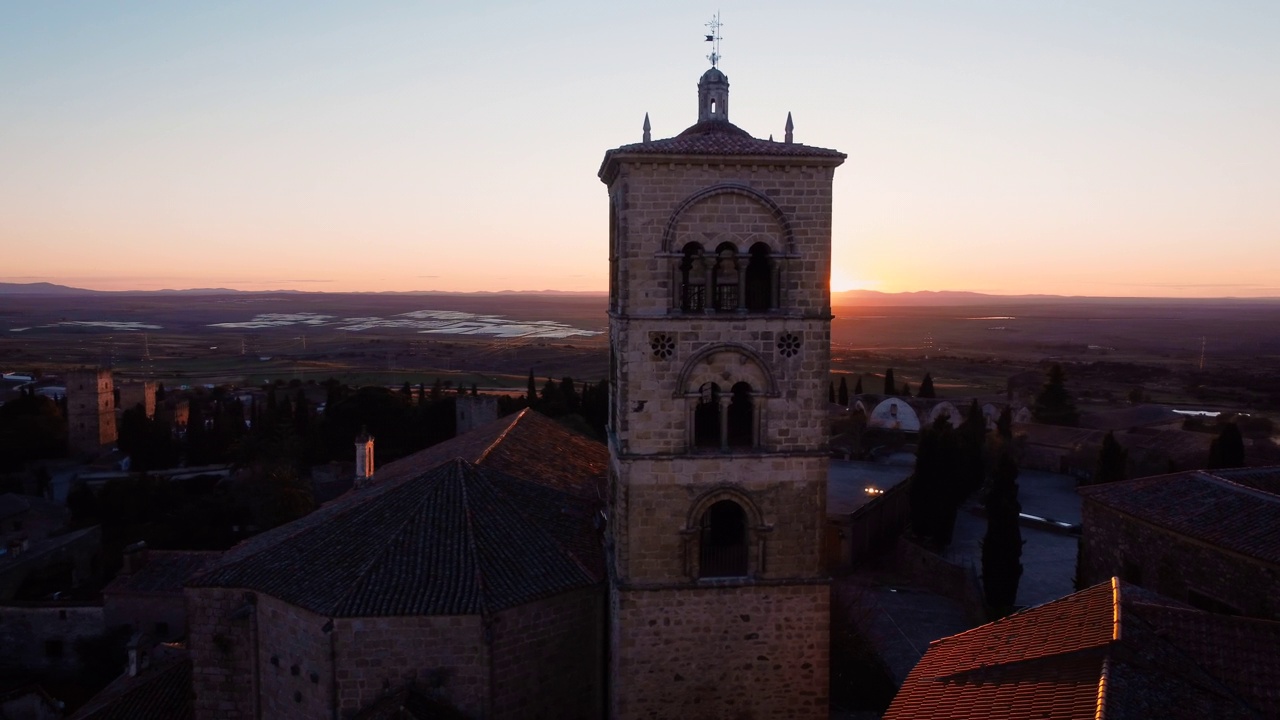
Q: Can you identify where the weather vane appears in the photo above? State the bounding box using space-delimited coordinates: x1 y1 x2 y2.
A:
704 12 723 68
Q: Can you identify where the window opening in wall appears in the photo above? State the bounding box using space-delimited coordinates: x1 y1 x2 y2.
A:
694 383 721 448
713 243 739 311
727 382 754 448
745 242 774 311
699 500 748 577
710 99 716 114
680 242 706 312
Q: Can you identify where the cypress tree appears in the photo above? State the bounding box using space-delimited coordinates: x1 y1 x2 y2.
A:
959 399 987 495
918 372 937 399
901 381 912 398
837 377 849 406
982 450 1023 616
883 368 896 396
1094 431 1127 485
853 377 863 395
1032 363 1079 426
909 416 964 545
1207 421 1245 469
526 369 537 406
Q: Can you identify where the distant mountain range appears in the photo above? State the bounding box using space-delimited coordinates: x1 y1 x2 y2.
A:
3 282 1277 304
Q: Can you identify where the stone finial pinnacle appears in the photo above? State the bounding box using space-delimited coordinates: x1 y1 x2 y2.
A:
642 113 651 143
784 112 794 144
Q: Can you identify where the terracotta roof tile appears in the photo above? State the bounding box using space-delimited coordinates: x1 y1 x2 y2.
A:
1078 468 1280 565
884 580 1280 719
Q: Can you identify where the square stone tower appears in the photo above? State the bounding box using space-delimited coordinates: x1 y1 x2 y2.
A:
599 66 845 718
66 368 117 456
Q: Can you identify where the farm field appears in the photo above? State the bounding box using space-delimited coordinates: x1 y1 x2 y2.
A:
1 291 1278 414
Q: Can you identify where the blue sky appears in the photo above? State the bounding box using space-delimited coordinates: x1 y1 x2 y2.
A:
2 1 1278 295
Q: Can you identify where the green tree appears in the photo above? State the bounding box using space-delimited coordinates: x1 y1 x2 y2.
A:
908 416 964 545
0 389 67 470
526 369 537 405
1207 421 1245 469
901 381 912 398
837 377 849 406
1032 363 1079 426
982 450 1023 616
958 399 987 495
883 368 896 396
853 377 863 395
1094 431 1127 485
918 373 937 399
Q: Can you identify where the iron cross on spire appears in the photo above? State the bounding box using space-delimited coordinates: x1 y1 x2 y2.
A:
704 12 723 68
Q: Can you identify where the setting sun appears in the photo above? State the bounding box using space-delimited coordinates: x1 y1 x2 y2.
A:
830 268 872 293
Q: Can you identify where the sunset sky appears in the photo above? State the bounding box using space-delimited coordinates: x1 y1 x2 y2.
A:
2 1 1278 297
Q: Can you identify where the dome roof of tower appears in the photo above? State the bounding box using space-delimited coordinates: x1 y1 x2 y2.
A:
700 66 728 84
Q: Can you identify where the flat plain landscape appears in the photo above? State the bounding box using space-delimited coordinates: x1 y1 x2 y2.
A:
2 290 1278 414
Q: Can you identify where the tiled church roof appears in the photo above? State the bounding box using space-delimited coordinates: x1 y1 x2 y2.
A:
1078 468 1280 566
884 579 1280 719
189 411 606 617
69 655 193 720
103 551 218 596
599 120 845 178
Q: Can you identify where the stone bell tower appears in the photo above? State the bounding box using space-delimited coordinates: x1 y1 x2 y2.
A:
599 61 845 718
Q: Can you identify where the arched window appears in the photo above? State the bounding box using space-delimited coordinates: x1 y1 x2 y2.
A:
727 382 754 448
699 500 748 577
745 242 773 311
679 242 707 312
712 242 739 311
693 382 720 448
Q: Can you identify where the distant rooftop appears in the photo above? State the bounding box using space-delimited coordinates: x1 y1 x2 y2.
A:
1079 467 1280 566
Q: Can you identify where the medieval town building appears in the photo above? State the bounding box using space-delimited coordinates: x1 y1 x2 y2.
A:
598 62 844 717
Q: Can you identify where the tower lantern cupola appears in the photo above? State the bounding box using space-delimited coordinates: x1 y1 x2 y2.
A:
697 67 729 123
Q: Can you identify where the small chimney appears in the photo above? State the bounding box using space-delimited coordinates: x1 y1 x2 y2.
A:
126 632 150 677
122 541 149 574
354 431 375 486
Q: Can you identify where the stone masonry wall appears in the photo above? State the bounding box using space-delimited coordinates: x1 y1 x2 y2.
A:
611 163 836 319
610 582 829 720
611 456 826 584
333 614 488 718
255 594 332 719
187 587 256 720
0 603 102 674
103 591 188 641
1081 501 1280 620
490 587 606 719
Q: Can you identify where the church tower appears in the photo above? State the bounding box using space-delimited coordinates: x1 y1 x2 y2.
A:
599 60 845 718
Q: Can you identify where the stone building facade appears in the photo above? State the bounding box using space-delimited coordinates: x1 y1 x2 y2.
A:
1079 467 1280 620
600 66 844 718
66 368 116 457
185 411 608 719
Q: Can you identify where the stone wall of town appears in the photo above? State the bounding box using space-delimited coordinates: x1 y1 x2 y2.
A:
1081 501 1280 620
187 587 256 720
332 613 488 718
0 603 103 674
255 593 333 720
490 586 606 718
610 582 829 719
